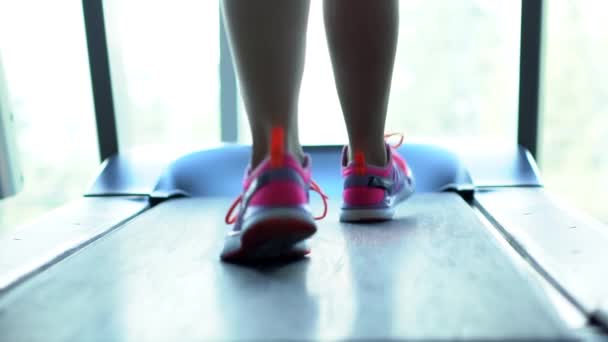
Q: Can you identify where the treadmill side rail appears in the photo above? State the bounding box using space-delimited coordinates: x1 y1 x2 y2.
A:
476 187 608 329
0 197 148 295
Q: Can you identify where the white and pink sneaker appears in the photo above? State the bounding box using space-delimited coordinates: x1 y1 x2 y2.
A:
340 134 415 222
221 128 328 262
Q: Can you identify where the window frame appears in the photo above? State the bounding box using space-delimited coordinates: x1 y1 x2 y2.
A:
82 0 543 162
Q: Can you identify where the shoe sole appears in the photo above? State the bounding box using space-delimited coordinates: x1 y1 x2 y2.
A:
221 207 317 262
340 207 396 222
340 186 414 222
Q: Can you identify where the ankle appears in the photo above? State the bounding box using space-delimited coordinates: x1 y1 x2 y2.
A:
348 143 387 167
250 124 305 169
251 142 305 169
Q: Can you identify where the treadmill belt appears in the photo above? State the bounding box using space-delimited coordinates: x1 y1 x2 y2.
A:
0 194 570 340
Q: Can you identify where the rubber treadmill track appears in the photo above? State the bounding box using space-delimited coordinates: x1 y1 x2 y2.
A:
0 194 570 341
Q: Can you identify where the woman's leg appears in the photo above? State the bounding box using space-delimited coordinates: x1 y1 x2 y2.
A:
221 0 310 168
220 1 321 262
324 0 399 167
325 1 413 223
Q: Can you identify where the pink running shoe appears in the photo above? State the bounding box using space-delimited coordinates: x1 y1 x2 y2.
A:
340 134 415 222
221 127 328 262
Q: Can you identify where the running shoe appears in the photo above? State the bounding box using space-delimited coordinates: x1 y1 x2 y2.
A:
340 133 415 222
221 127 328 262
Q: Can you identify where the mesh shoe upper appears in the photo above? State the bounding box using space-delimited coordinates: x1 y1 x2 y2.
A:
341 143 414 210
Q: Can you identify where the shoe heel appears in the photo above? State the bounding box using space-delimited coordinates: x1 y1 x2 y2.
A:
342 187 385 207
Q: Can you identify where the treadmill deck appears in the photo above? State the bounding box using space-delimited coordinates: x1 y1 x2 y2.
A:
0 194 570 340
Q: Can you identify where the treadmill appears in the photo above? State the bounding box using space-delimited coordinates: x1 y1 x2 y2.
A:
1 1 607 340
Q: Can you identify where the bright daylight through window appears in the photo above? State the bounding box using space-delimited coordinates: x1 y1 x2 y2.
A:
0 0 606 239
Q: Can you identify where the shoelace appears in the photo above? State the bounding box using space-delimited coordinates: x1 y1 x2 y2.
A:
384 132 404 149
310 180 329 220
225 134 403 225
353 133 405 175
224 179 329 225
384 132 411 175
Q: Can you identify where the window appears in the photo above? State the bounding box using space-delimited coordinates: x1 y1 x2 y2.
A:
0 1 222 237
0 1 99 235
239 1 521 144
540 0 608 223
103 0 221 150
1 0 605 238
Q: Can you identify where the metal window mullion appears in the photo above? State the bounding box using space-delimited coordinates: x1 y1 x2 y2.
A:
517 0 544 159
82 0 119 161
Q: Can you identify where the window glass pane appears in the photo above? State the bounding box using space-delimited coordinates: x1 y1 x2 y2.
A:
0 1 99 236
239 1 520 144
540 1 608 223
104 0 221 150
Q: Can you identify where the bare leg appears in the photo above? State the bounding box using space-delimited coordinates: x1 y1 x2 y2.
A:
221 0 310 168
324 0 399 166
